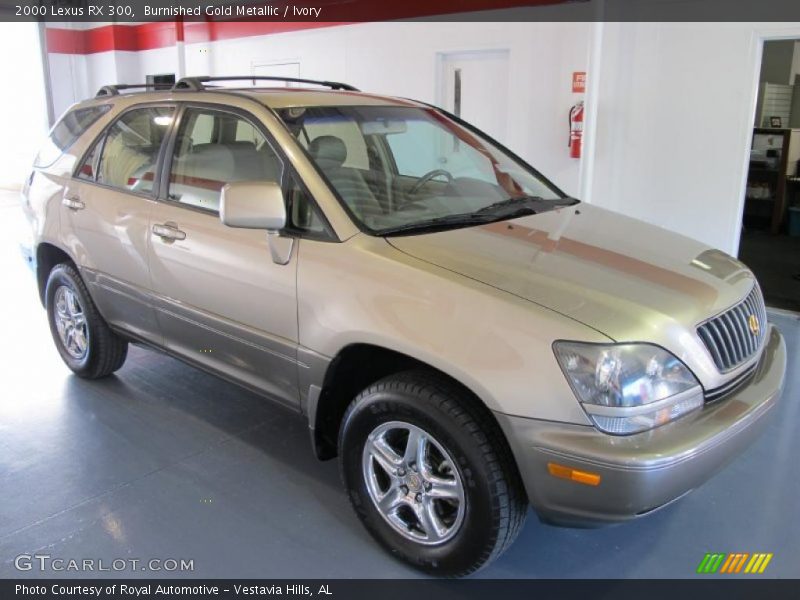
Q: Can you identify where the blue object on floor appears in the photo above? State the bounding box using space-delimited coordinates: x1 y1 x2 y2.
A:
788 206 800 237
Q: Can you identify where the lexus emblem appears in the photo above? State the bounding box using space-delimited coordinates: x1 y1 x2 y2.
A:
748 314 760 336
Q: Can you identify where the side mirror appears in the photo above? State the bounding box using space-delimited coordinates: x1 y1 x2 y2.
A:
220 181 286 231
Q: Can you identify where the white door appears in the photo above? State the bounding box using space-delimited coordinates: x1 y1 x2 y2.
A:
439 50 510 141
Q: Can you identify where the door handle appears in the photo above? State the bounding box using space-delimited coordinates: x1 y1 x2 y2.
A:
152 223 186 241
62 197 85 210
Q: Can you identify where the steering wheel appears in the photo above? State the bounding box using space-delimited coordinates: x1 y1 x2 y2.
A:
408 169 454 196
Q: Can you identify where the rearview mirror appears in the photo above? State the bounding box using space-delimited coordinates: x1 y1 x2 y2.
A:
220 181 286 231
360 119 408 136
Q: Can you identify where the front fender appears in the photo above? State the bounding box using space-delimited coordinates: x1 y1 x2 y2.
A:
297 234 607 424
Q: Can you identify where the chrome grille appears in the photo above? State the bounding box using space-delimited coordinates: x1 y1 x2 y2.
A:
697 284 768 373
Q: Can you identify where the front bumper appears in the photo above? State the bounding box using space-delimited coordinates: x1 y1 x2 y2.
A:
495 324 787 525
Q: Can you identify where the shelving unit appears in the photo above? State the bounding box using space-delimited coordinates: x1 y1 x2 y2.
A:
745 128 800 234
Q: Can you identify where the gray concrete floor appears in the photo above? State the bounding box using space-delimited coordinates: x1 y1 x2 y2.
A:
1 190 798 579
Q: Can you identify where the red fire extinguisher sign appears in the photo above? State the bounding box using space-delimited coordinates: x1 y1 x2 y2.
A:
572 71 586 93
569 101 584 159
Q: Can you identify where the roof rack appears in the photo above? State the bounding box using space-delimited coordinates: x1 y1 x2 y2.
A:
95 84 165 97
172 75 359 92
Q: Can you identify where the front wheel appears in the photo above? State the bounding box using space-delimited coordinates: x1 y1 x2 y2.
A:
45 263 128 379
339 371 527 576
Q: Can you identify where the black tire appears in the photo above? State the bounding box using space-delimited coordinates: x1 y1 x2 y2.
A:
45 263 128 379
339 370 527 577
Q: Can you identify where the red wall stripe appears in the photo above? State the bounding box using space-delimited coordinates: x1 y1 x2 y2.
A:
47 23 178 54
46 22 354 54
44 28 86 54
183 21 348 45
45 0 561 55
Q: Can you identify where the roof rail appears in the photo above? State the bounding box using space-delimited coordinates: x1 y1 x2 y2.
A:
95 83 165 97
172 75 360 92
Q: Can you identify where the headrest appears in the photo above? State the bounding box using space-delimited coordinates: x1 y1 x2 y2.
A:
176 144 236 182
308 135 347 169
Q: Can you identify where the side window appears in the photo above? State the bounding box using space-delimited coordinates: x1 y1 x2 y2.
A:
76 138 103 181
189 113 214 145
35 104 111 168
96 106 174 194
235 119 263 145
168 108 282 212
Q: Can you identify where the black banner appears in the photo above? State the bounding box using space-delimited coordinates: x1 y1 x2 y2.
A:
1 0 800 23
3 579 800 600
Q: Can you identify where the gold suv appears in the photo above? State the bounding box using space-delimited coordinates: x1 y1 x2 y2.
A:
21 76 786 576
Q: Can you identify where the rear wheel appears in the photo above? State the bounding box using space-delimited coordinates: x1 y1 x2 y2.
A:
45 263 128 378
339 371 527 576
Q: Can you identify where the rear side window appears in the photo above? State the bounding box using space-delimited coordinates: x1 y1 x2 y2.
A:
76 139 102 181
96 107 174 194
35 105 111 168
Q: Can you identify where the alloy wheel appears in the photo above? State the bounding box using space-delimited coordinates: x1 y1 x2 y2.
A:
54 286 89 360
362 421 466 545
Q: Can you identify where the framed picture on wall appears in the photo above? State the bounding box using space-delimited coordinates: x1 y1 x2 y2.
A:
770 116 782 128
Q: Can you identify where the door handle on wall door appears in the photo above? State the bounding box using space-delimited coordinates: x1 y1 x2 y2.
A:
62 197 85 210
152 222 187 241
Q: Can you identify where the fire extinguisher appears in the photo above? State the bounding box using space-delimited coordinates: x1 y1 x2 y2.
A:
569 101 584 159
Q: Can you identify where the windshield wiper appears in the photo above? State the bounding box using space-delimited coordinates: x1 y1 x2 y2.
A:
377 196 579 237
378 212 498 236
474 195 578 217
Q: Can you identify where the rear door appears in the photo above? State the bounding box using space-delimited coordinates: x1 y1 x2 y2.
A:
147 105 301 408
66 104 175 342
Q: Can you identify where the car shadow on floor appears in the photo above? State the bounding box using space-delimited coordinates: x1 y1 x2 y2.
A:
59 346 345 493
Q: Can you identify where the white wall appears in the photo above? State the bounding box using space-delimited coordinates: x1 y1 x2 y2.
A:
48 21 591 196
585 21 800 255
200 22 590 195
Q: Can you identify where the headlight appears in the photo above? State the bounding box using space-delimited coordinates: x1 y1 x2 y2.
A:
553 342 703 435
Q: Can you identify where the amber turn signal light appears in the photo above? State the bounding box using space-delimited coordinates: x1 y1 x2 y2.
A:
547 462 601 486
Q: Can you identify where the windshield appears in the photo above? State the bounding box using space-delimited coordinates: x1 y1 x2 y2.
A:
277 105 571 235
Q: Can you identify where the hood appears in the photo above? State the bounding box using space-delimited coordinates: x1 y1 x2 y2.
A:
386 203 755 342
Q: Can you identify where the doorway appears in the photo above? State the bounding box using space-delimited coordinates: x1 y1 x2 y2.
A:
437 50 510 141
738 39 800 311
0 23 48 189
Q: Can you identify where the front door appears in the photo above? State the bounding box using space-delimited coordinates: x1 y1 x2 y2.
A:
147 105 300 408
